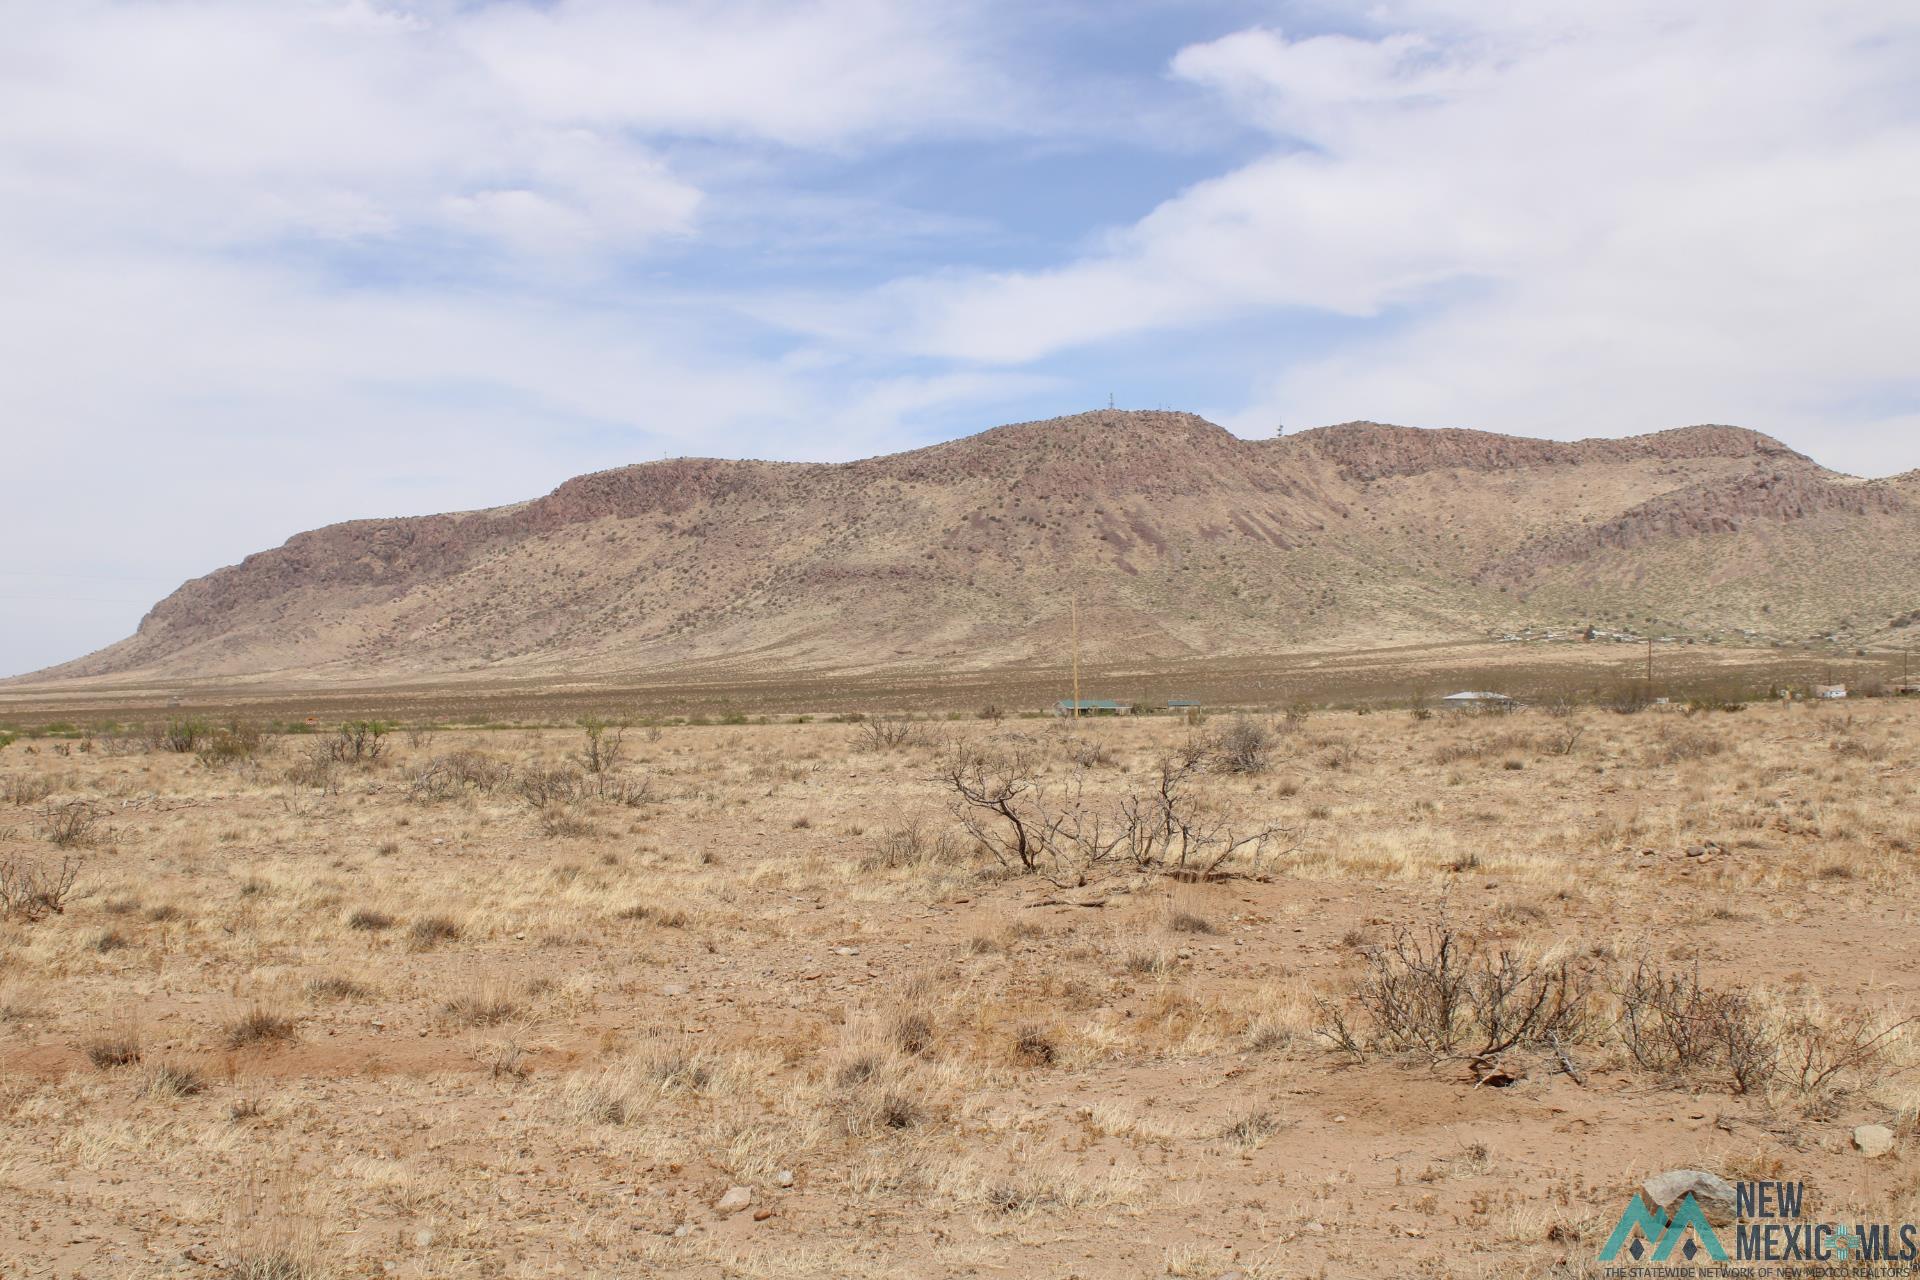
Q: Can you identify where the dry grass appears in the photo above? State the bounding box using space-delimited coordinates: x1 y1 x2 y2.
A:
1 701 1916 1276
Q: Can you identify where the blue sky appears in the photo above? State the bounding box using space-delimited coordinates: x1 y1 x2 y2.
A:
3 0 1918 677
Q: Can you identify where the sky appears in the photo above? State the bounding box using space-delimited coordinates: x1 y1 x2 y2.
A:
3 0 1918 677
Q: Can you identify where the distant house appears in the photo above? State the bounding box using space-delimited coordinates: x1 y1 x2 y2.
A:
1441 691 1520 711
1166 697 1203 711
1054 698 1131 716
1894 682 1920 698
1813 684 1849 700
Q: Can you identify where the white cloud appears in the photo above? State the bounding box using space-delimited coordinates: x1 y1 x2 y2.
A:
0 0 1041 675
5 0 1919 677
840 1 1920 470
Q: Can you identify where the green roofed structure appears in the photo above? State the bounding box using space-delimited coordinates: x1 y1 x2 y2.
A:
1054 698 1131 716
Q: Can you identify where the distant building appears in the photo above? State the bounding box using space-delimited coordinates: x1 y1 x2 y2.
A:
1441 691 1520 711
1813 684 1849 700
1054 698 1131 716
1894 683 1920 697
1166 697 1202 711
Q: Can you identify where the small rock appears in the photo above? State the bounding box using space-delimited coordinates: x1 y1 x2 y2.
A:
775 1170 794 1187
662 983 690 997
412 1229 435 1249
752 1208 773 1222
832 946 860 956
1642 1169 1737 1226
716 1186 753 1214
673 1223 691 1238
1853 1124 1896 1158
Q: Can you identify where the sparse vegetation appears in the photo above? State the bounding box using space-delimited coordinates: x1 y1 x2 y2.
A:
0 698 1913 1276
36 799 107 848
223 1007 298 1049
0 854 81 920
326 720 390 763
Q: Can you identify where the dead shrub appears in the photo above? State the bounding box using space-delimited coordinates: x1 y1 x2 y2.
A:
226 1249 324 1280
443 985 521 1027
1614 960 1913 1100
408 749 513 803
940 737 1293 885
1 773 54 806
84 1034 143 1069
854 714 920 752
145 1063 207 1098
282 750 340 795
612 901 688 927
1316 923 1594 1062
304 976 371 1002
344 907 393 932
1650 728 1726 766
1544 724 1585 757
37 799 108 849
408 915 462 948
861 819 960 872
326 720 390 764
224 1007 298 1049
1208 715 1274 774
537 801 596 838
1012 1024 1058 1066
1166 909 1215 935
0 855 81 921
222 1013 297 1051
1220 1110 1280 1149
195 721 265 767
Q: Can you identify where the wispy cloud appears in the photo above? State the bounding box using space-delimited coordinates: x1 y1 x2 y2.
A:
810 1 1920 470
3 0 1917 675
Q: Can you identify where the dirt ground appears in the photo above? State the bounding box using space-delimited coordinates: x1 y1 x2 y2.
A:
2 699 1917 1278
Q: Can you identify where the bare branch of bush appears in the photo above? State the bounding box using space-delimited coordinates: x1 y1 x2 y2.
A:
1 773 54 806
939 736 1294 886
1317 923 1594 1062
327 720 390 764
37 799 109 849
0 855 81 921
577 717 627 776
410 749 513 803
1208 715 1274 774
855 714 920 752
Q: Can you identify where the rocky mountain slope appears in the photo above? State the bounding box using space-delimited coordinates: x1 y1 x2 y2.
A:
22 412 1920 684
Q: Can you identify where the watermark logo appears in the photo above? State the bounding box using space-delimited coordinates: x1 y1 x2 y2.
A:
1598 1178 1920 1276
1600 1192 1727 1263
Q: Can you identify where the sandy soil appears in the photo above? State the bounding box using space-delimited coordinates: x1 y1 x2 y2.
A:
1 699 1917 1278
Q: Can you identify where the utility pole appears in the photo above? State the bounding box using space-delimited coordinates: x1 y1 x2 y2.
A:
1646 636 1654 694
1070 593 1082 719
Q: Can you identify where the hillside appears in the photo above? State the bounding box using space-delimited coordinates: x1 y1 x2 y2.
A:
19 412 1920 685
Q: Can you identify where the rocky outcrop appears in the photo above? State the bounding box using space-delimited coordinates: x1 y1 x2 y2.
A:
1296 421 1804 482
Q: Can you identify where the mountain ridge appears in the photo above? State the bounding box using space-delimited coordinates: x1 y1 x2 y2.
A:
17 412 1915 686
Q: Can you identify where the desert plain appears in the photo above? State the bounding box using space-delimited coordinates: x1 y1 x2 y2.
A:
1 679 1917 1280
